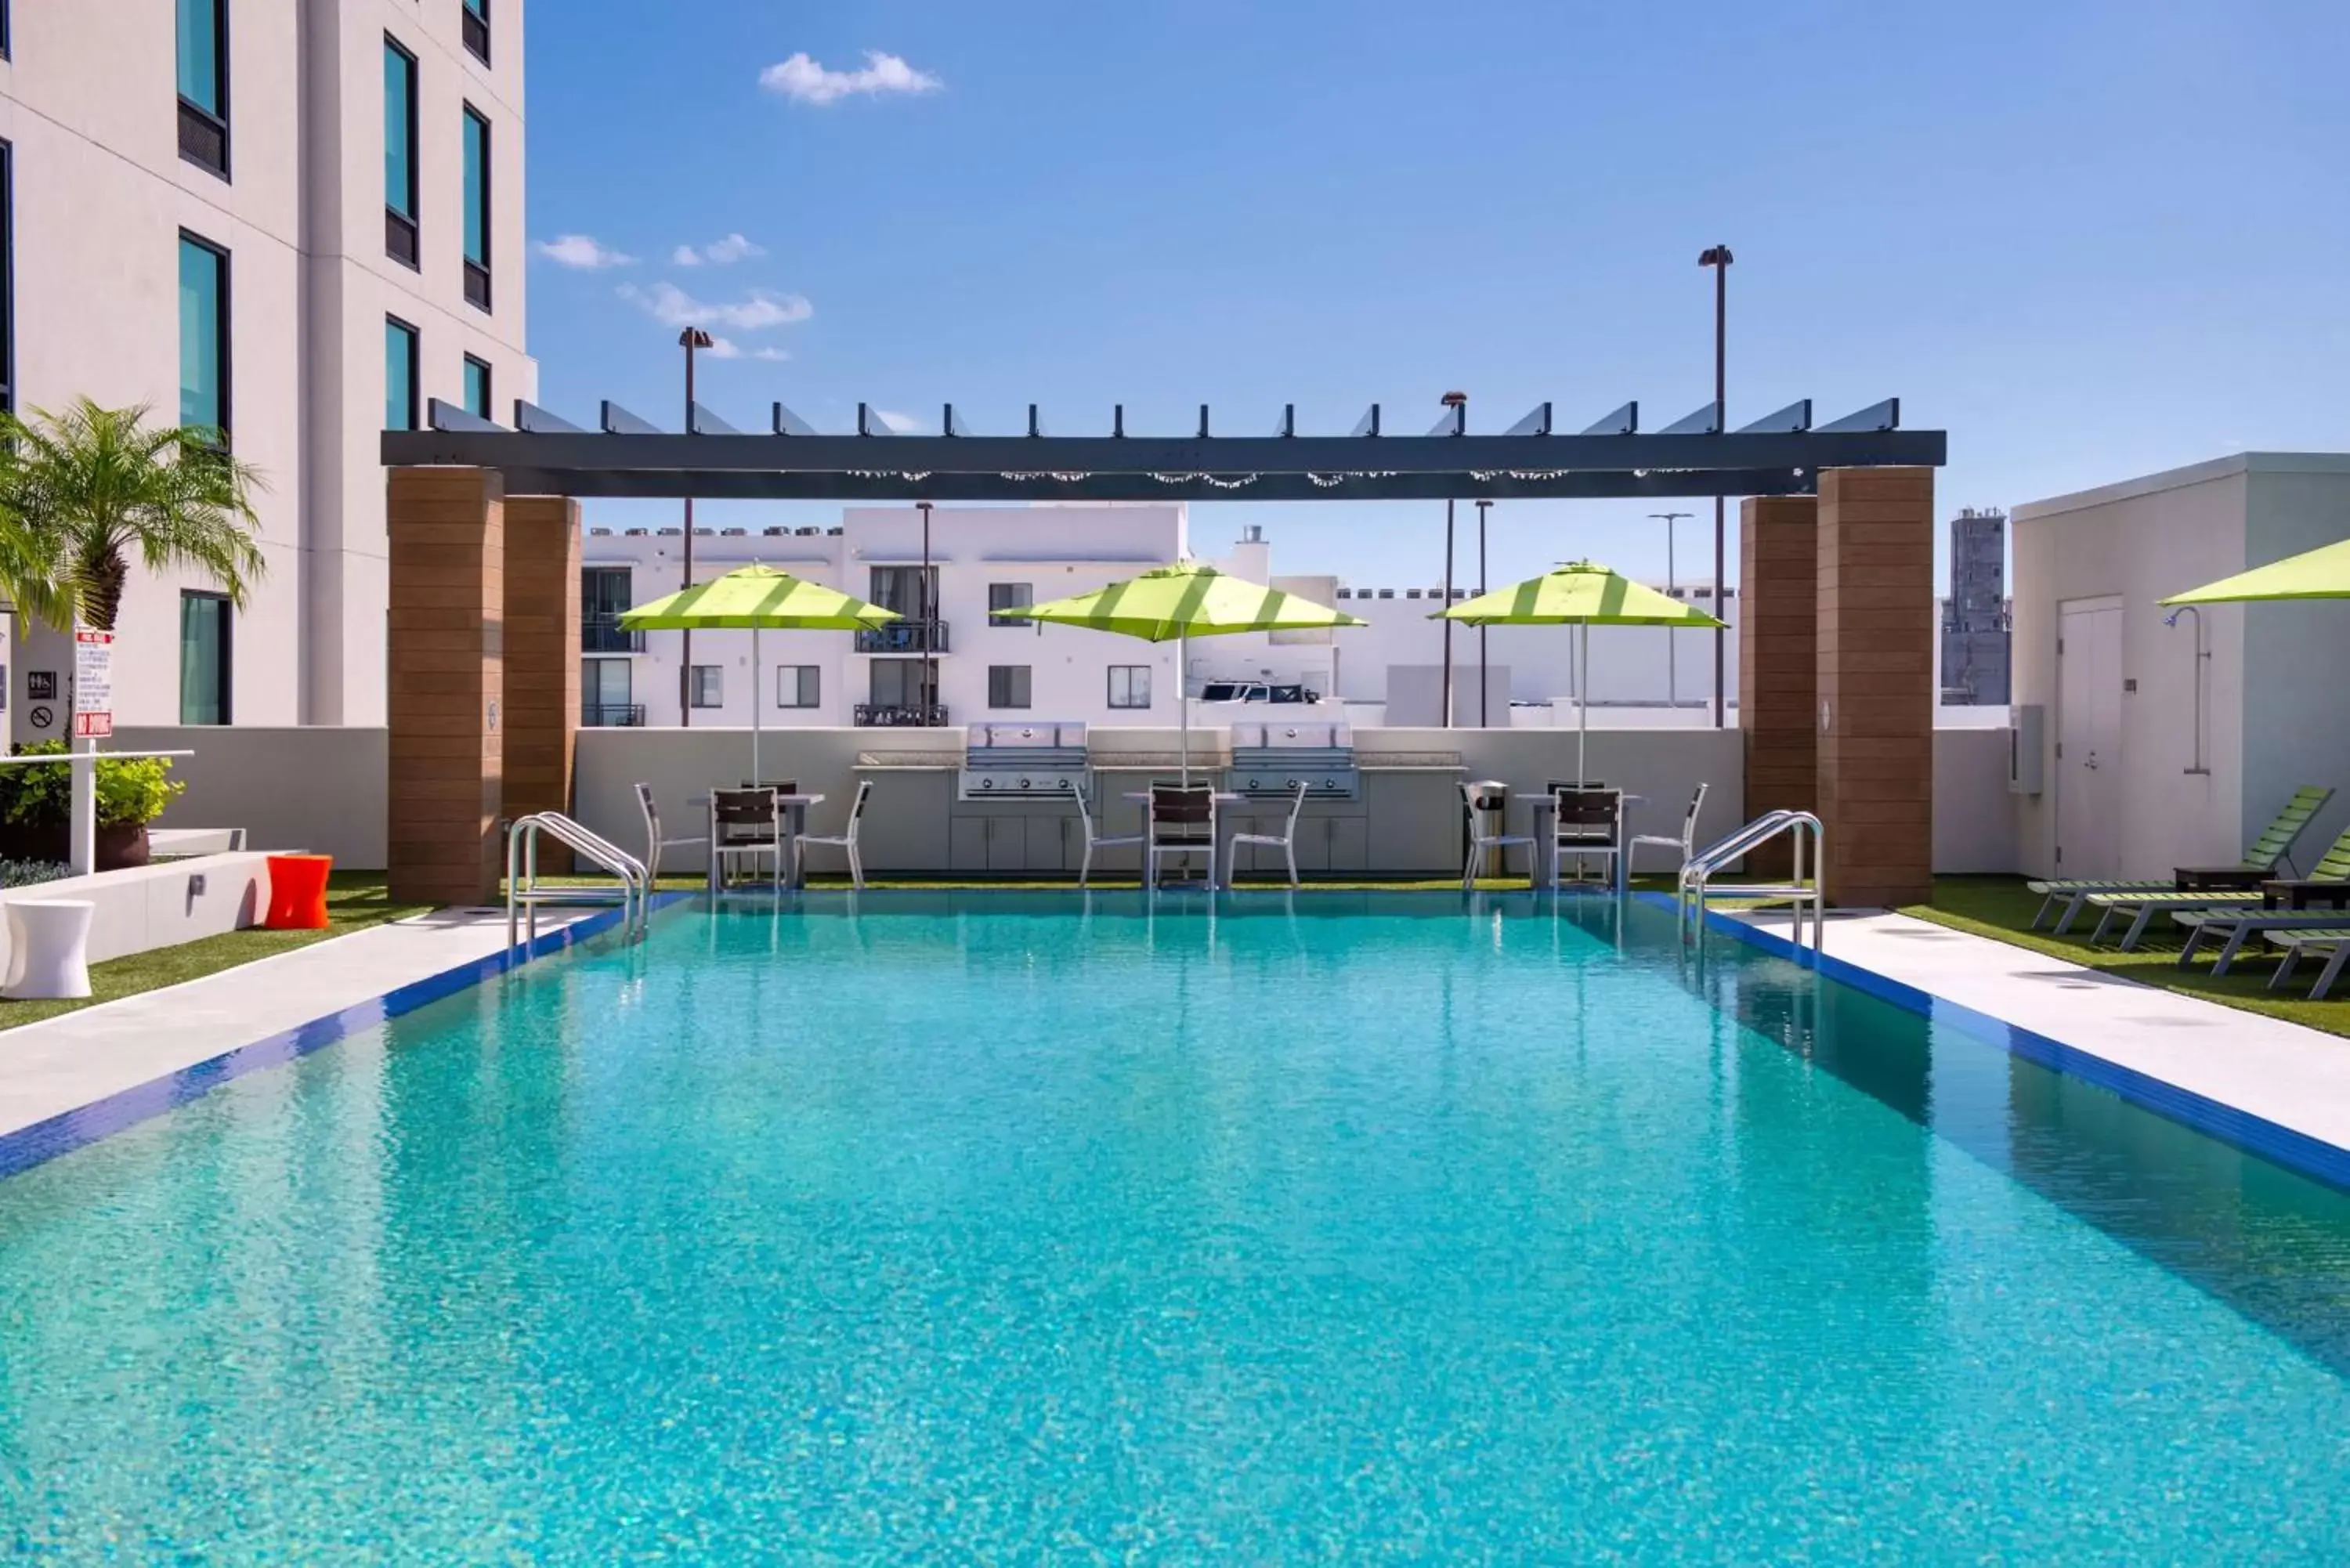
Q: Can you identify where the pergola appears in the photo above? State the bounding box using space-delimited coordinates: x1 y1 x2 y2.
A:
381 392 1947 906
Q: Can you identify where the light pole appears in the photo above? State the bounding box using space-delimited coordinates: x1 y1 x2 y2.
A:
1475 498 1491 725
918 500 935 722
1697 245 1733 727
1438 391 1466 728
1649 511 1693 708
677 327 714 726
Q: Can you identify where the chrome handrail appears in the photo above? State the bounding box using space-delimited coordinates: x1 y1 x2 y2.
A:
506 812 650 949
1678 811 1824 952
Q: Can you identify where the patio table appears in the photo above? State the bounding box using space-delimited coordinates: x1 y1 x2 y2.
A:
2262 879 2350 912
1124 790 1242 890
703 793 825 893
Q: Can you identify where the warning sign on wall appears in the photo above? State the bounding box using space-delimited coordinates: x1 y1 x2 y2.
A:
73 630 114 739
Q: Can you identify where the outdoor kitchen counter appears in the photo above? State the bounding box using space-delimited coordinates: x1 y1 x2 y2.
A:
851 751 957 770
1358 751 1467 771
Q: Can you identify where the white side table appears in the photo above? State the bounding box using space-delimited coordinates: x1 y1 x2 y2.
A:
5 900 95 1000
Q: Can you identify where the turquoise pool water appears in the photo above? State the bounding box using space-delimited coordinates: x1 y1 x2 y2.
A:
4 893 2348 1559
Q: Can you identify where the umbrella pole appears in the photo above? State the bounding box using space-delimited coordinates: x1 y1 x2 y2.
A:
1178 629 1190 787
751 625 763 782
1578 621 1589 785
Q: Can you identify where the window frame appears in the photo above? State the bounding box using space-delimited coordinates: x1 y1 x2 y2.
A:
178 590 234 725
461 104 492 311
461 0 490 66
383 36 420 269
0 141 12 415
176 0 230 180
776 665 821 710
987 664 1032 710
1108 664 1152 710
689 665 725 709
462 355 492 420
1 2 11 60
178 230 231 443
384 314 419 432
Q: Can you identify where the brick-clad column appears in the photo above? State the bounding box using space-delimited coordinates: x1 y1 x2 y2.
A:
501 497 581 835
1738 496 1820 877
1816 467 1935 908
387 468 504 906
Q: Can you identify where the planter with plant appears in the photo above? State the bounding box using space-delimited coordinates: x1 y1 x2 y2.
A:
0 742 186 871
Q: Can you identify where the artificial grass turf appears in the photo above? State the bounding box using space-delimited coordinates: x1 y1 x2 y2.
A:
0 874 434 1033
1904 874 2350 1041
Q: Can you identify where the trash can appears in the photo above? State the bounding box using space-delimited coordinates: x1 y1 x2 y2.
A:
1466 779 1510 880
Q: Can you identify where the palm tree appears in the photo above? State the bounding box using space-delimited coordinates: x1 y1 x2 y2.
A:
0 399 266 632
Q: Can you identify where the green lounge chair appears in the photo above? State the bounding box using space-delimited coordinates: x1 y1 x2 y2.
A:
2262 928 2350 1001
2027 785 2334 932
2170 831 2350 970
2088 824 2350 951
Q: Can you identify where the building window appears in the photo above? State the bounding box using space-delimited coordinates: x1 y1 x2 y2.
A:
0 141 13 414
461 107 491 311
987 665 1032 710
383 38 418 267
463 356 492 420
868 659 934 711
176 0 229 178
1108 665 1152 710
776 666 820 709
581 658 638 726
462 0 490 64
690 666 723 708
179 234 230 441
581 566 637 652
988 582 1033 616
384 316 418 432
1 2 10 60
179 592 233 724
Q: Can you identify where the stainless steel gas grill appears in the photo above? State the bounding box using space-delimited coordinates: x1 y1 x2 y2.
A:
958 722 1090 800
1224 721 1359 800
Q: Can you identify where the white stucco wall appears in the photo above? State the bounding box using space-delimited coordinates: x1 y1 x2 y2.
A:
2239 464 2350 868
0 0 533 739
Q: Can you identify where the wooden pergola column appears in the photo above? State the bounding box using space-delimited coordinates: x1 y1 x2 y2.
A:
1738 495 1820 877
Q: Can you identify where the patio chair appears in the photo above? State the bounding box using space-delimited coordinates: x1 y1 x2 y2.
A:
635 782 707 884
708 787 786 892
2085 825 2350 950
2026 784 2334 930
2263 927 2350 1001
2167 830 2350 970
1460 781 1538 891
1550 787 1625 892
1231 781 1311 888
1067 782 1144 887
796 780 873 891
1146 784 1217 889
1629 782 1708 876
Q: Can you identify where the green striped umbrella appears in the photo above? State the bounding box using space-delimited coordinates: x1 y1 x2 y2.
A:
620 565 898 779
2160 537 2350 605
1437 560 1725 779
991 561 1366 782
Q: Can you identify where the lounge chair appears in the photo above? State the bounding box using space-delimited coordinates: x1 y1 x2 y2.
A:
2262 928 2350 1001
2167 831 2350 970
2088 824 2350 951
2026 785 2334 932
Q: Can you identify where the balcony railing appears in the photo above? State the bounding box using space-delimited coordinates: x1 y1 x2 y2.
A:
854 703 949 728
583 615 643 654
583 703 646 728
854 620 949 655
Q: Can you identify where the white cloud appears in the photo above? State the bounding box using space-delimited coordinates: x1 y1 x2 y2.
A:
534 233 636 269
674 337 789 364
617 281 814 333
759 50 942 107
674 233 766 268
753 347 792 363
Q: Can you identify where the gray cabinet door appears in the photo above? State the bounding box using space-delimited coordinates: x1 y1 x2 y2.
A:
985 815 1027 873
1026 815 1069 874
1329 816 1369 873
1289 814 1331 874
949 816 988 873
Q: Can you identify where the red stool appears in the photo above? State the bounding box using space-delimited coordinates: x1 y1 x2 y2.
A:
264 854 334 930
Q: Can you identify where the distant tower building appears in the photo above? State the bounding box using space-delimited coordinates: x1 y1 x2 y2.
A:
1941 508 2012 705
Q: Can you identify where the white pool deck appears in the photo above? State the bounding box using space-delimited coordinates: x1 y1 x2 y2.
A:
1734 909 2350 1156
0 900 2345 1167
0 909 590 1142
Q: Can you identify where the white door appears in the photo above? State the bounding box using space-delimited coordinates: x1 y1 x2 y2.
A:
2056 600 2124 878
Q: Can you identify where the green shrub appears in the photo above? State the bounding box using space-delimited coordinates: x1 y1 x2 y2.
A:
0 858 71 888
0 742 186 828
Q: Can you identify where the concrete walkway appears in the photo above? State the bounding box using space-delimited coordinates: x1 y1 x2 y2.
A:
0 909 589 1143
1736 909 2350 1158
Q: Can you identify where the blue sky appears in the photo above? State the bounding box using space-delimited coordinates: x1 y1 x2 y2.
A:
525 0 2350 591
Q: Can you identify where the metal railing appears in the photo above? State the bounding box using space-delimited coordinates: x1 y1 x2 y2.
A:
854 702 949 727
506 811 649 949
583 615 645 654
854 620 950 654
1677 810 1825 952
582 703 647 728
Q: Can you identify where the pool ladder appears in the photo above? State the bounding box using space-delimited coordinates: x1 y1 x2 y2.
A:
1677 811 1826 952
506 812 651 948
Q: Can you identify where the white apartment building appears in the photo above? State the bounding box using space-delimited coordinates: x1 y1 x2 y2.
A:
1 0 532 740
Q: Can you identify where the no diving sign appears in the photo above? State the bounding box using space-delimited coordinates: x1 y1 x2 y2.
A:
73 630 114 739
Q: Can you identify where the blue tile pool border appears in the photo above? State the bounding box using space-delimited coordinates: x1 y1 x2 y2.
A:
1638 891 2350 1194
0 895 691 1183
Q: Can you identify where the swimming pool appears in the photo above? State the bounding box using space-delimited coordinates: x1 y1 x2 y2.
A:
3 892 2348 1559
